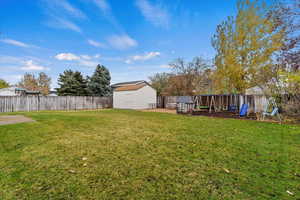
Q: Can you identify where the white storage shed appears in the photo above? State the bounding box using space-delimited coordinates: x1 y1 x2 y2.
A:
112 80 157 109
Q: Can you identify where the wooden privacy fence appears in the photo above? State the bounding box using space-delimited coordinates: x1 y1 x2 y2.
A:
0 96 112 113
157 96 179 109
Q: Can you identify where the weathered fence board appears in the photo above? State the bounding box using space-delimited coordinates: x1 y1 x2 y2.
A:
157 96 179 109
0 96 112 113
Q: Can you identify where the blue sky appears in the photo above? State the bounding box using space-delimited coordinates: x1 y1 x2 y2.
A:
0 0 238 88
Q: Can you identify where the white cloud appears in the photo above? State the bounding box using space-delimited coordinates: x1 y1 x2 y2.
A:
21 60 48 71
43 0 87 19
78 60 99 67
94 54 101 58
55 53 80 61
133 52 160 61
107 34 138 50
0 55 25 64
51 17 82 33
59 19 81 33
0 39 30 48
87 39 106 48
54 0 87 19
42 0 85 33
92 0 111 14
54 53 99 67
124 59 131 64
136 0 170 28
125 52 161 64
91 0 120 30
160 64 170 69
80 55 92 60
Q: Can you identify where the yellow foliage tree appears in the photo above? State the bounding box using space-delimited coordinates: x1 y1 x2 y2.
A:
212 0 286 94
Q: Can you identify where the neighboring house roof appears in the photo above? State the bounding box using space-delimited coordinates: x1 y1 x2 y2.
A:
0 87 25 92
0 87 40 94
114 83 147 91
111 80 147 88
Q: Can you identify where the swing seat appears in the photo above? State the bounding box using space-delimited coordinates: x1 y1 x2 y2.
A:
193 105 209 112
263 107 278 117
198 105 209 110
262 107 281 122
261 98 282 122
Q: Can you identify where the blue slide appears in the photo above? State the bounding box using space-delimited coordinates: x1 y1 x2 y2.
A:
239 104 248 117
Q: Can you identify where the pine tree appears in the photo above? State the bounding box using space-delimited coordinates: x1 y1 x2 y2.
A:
57 70 88 96
88 64 112 96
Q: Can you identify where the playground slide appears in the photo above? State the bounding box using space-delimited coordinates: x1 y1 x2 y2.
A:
239 104 248 117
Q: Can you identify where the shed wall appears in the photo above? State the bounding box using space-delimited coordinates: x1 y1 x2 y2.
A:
113 85 156 109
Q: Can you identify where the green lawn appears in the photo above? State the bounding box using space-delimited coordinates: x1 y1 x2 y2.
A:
0 110 299 199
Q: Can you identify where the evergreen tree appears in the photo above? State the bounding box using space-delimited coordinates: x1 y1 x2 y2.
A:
57 70 88 96
88 64 112 96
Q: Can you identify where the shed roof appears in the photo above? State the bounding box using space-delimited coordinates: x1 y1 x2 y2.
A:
114 83 147 91
111 80 146 88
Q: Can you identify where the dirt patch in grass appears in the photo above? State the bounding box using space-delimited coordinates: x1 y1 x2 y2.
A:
191 111 257 120
140 109 177 114
0 115 35 125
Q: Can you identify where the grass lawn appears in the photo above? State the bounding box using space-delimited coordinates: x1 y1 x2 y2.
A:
0 110 299 199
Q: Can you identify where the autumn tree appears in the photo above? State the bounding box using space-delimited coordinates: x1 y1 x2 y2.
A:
149 72 170 96
271 0 300 95
265 0 300 115
18 73 39 91
165 57 214 96
212 0 286 94
18 73 51 95
37 72 51 95
0 79 9 89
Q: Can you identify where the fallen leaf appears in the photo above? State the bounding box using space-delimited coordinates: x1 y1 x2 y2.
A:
188 172 198 177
